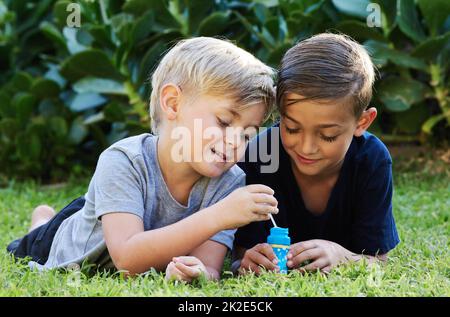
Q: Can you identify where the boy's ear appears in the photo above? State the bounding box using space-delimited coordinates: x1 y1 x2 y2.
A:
354 107 377 137
159 83 182 121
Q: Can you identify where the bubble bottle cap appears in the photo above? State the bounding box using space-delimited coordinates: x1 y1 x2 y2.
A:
267 227 291 246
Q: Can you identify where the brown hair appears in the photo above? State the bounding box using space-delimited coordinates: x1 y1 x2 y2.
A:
276 33 375 118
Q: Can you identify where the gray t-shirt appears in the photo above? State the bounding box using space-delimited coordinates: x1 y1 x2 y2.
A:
31 133 244 271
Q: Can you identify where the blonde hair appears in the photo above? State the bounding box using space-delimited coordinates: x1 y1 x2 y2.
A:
149 37 275 134
277 33 375 118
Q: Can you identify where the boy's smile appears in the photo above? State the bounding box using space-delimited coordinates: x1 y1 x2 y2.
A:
170 92 266 178
280 93 358 178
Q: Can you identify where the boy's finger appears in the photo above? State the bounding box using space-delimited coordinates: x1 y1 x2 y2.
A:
288 241 318 258
246 184 275 195
175 261 201 277
300 258 328 272
248 249 278 271
288 247 322 268
252 193 278 206
253 204 278 215
167 264 191 282
173 256 200 266
239 260 262 275
255 243 278 263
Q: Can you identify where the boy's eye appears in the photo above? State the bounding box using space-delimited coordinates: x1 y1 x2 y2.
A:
217 117 231 128
285 126 299 134
320 134 338 143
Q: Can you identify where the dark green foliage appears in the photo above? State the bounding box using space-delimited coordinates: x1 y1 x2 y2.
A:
0 0 449 181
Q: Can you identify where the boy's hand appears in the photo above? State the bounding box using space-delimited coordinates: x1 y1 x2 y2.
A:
165 256 209 283
287 239 353 273
239 243 280 275
216 185 278 230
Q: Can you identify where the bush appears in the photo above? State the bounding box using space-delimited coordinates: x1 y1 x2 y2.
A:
0 0 449 182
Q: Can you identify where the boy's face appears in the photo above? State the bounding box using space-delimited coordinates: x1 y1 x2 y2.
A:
280 93 364 178
173 92 265 178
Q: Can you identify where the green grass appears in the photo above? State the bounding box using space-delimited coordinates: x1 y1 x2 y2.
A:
0 154 449 297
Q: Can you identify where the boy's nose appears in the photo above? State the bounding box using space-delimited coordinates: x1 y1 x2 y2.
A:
300 134 318 155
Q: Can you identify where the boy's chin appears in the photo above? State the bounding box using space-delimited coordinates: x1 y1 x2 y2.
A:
190 161 233 178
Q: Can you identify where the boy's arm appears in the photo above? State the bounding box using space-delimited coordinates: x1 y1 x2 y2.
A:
287 239 388 273
102 184 277 276
102 204 223 275
231 245 246 274
188 240 228 280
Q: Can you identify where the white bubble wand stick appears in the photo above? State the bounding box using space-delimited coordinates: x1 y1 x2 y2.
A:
269 213 278 228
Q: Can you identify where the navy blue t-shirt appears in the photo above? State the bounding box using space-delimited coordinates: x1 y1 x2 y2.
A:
235 123 400 256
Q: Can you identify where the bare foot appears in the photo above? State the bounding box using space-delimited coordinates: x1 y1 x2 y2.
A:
29 205 56 233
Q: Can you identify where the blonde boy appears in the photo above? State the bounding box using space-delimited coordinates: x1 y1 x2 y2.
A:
7 37 278 282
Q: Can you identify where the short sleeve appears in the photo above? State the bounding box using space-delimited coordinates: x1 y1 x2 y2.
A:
350 161 400 255
208 171 246 250
93 149 145 219
233 160 267 250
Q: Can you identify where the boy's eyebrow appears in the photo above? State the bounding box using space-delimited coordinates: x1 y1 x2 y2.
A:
284 113 341 128
227 108 241 118
224 107 260 130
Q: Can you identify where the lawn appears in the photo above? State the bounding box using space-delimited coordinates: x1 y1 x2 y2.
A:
0 147 449 297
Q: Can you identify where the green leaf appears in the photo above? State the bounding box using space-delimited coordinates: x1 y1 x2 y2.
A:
365 40 428 71
44 64 67 88
197 11 230 36
0 118 18 142
234 11 275 50
68 116 89 144
63 27 88 54
60 49 125 82
331 0 371 19
187 0 215 34
104 102 126 122
53 0 72 28
76 27 95 47
422 110 450 134
393 103 430 134
39 21 67 50
83 111 105 125
16 131 41 162
131 11 155 44
122 0 180 28
138 41 168 84
69 93 107 112
38 99 62 118
30 78 61 99
10 72 33 92
417 0 450 36
378 77 428 112
12 92 37 126
412 32 450 61
397 0 426 42
49 116 68 138
73 77 126 95
336 21 386 42
0 91 13 118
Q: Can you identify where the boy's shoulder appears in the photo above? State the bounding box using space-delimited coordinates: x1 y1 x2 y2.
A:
354 131 391 162
351 131 392 169
211 164 245 188
101 133 155 160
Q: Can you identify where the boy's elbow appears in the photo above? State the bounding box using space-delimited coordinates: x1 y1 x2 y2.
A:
377 253 388 262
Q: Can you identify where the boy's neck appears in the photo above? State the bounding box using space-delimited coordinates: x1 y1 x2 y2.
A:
156 134 203 204
290 158 344 185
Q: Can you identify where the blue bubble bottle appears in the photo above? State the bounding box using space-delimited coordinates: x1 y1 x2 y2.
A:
267 227 291 274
